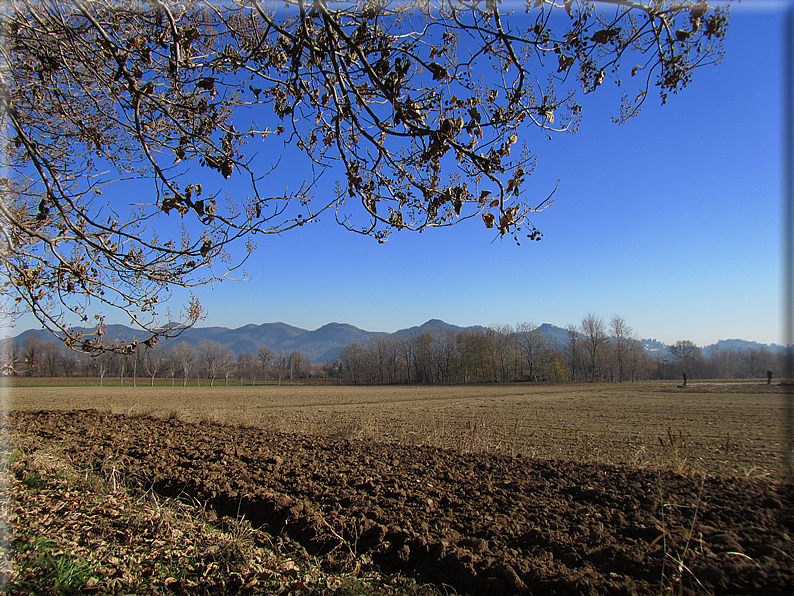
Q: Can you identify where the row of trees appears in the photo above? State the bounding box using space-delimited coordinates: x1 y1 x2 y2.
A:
336 315 786 385
337 315 653 385
5 314 785 385
4 337 315 386
656 340 781 381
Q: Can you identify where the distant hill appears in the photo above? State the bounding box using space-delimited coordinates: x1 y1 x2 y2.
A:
7 321 783 363
640 337 785 360
705 338 785 353
641 338 669 358
392 318 469 337
536 323 571 348
9 322 376 363
152 321 378 363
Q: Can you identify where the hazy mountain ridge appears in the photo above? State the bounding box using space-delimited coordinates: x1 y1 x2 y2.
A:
705 338 786 353
8 321 783 363
392 319 474 337
640 337 786 360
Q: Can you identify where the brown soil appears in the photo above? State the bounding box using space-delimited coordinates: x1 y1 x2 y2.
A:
9 382 790 480
9 409 794 595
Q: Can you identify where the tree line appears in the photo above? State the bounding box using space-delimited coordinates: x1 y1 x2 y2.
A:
4 313 784 385
335 315 785 385
2 338 319 386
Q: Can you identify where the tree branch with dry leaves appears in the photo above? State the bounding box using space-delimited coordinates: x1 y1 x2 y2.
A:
0 0 729 353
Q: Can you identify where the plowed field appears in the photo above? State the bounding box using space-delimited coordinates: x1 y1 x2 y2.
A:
6 382 794 594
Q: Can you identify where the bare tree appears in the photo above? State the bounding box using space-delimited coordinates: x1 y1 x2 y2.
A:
322 354 343 380
236 352 257 385
669 340 704 378
0 339 23 376
143 345 165 386
626 338 651 382
516 321 545 381
747 347 775 380
397 332 416 383
163 353 176 386
455 328 489 383
329 318 690 385
21 336 43 376
96 350 114 386
200 340 224 386
543 347 568 382
60 349 78 377
258 346 275 384
339 341 365 385
432 329 458 384
129 348 143 386
366 334 397 384
287 351 310 380
609 315 633 382
564 323 582 382
274 350 294 385
171 341 195 387
39 342 62 377
489 325 516 383
581 313 608 382
118 354 128 386
412 332 436 384
1 1 730 353
220 348 237 386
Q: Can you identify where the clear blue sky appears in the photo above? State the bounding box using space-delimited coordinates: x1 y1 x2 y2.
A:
10 2 789 347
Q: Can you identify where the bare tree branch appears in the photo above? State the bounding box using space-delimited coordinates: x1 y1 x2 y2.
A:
0 0 729 352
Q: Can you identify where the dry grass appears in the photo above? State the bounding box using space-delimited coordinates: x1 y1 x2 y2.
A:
6 381 789 480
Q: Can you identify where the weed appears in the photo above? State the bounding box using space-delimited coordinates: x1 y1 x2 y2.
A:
211 515 255 569
743 466 773 480
19 537 98 595
333 576 391 595
656 478 707 596
658 427 691 475
200 409 242 427
333 577 374 595
212 533 247 567
317 514 359 567
22 472 47 489
630 445 652 469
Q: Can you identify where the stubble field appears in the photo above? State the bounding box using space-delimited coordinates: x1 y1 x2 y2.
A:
5 381 793 594
7 380 790 478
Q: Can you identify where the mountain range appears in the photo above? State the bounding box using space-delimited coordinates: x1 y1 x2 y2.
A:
8 320 784 363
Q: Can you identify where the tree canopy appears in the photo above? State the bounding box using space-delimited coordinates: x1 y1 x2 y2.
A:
1 0 729 353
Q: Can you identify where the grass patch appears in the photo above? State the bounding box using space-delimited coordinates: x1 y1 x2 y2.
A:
21 472 47 490
658 427 691 475
15 537 98 595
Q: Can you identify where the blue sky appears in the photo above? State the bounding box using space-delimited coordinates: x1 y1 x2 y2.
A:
10 1 789 347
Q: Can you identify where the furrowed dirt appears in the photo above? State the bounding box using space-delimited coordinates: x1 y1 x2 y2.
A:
9 403 794 595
